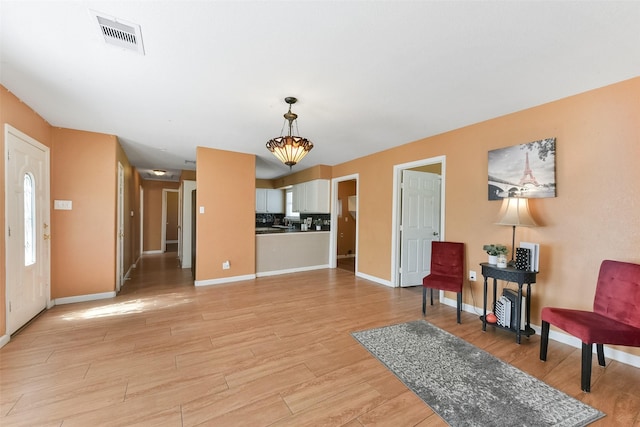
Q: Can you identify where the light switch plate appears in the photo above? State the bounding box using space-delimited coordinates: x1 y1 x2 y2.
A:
54 200 72 210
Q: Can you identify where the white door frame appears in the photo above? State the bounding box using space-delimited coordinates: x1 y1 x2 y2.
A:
139 186 144 256
161 188 179 252
4 124 52 337
177 182 183 261
391 156 446 287
116 162 124 292
330 174 359 272
179 180 196 268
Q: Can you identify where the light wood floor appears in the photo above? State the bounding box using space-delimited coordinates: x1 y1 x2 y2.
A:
1 253 639 426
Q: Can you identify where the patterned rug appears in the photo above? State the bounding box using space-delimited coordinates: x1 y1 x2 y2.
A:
352 320 604 427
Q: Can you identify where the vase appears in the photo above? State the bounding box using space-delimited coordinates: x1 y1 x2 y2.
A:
497 254 508 268
488 255 497 265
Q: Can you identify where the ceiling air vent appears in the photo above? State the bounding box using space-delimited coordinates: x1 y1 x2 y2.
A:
91 11 145 55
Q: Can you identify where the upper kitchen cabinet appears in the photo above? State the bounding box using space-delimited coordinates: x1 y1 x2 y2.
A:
256 188 284 213
293 179 330 214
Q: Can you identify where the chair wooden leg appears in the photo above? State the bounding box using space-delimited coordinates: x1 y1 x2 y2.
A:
596 343 605 367
582 342 593 392
422 287 426 315
430 288 434 306
456 292 462 324
540 321 550 361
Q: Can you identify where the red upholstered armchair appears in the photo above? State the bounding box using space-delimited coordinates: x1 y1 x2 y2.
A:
540 260 640 392
422 241 464 323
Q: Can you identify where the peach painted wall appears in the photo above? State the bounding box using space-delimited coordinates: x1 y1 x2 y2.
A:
142 180 180 252
181 170 196 181
272 164 332 188
50 128 119 298
0 86 52 336
332 77 640 357
256 178 274 189
196 147 255 281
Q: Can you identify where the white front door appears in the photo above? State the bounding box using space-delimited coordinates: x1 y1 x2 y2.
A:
5 125 50 335
400 170 441 287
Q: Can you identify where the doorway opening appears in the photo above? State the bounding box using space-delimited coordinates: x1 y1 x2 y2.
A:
392 156 446 288
330 174 358 274
162 189 179 253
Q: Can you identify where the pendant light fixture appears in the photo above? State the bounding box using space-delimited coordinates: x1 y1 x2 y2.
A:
266 97 314 168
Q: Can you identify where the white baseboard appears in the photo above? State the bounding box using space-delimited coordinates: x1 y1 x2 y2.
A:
195 274 256 287
0 334 9 349
143 250 163 255
54 291 116 305
125 264 135 280
356 271 393 287
256 264 330 278
337 254 356 259
441 295 640 369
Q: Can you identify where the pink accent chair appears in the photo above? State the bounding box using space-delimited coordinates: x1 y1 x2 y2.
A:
422 241 465 323
540 260 640 392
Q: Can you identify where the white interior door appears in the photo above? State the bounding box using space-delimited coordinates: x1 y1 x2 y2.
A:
5 125 50 335
400 170 441 287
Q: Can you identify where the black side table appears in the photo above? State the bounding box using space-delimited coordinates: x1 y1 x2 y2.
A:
480 263 538 344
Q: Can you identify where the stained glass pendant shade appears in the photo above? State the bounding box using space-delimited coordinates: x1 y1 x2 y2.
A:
266 97 314 168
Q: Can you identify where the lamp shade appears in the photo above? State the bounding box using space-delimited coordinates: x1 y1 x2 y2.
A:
496 197 537 227
266 135 313 167
266 97 314 168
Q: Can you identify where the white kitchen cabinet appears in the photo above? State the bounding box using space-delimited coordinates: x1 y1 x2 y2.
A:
292 179 330 213
291 183 303 213
256 189 284 213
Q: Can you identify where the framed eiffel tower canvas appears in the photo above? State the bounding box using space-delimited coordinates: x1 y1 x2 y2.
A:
487 138 556 200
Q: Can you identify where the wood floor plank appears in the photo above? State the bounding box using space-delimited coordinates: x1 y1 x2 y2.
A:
223 342 330 388
1 252 638 426
191 394 291 427
61 399 183 427
3 377 127 425
281 359 383 413
181 363 316 426
356 390 433 427
271 381 385 427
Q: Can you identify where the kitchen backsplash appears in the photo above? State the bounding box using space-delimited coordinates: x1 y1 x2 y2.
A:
256 213 331 229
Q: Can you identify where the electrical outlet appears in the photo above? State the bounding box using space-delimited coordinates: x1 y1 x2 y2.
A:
469 270 477 281
222 260 230 270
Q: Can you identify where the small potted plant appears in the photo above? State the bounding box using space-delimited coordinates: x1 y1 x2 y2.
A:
483 244 508 265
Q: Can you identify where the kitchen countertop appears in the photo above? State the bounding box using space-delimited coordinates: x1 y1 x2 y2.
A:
256 227 330 235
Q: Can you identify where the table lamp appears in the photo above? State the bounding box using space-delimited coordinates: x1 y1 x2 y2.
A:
496 197 537 266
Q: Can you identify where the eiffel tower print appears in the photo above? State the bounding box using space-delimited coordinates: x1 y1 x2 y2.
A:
519 152 540 186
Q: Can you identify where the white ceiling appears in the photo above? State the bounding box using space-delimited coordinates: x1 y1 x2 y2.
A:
2 1 639 180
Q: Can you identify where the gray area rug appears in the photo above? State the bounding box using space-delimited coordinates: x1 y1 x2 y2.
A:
352 320 604 427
